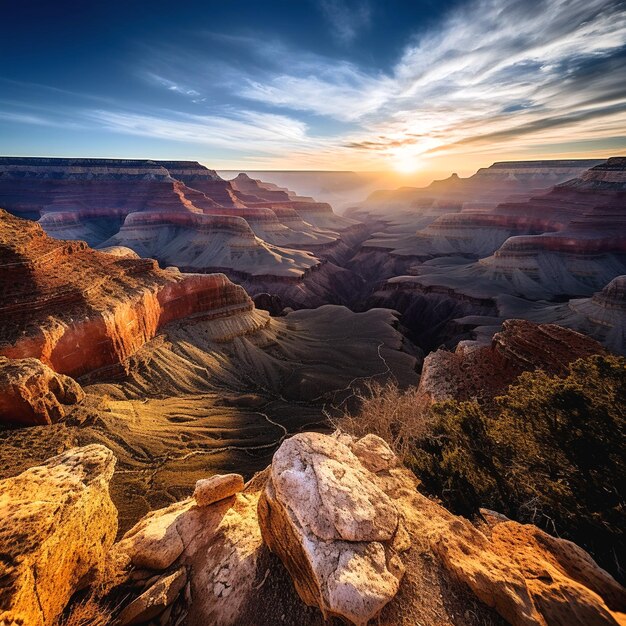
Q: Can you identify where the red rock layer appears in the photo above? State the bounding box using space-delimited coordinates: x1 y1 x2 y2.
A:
418 319 606 402
0 357 85 425
0 209 253 378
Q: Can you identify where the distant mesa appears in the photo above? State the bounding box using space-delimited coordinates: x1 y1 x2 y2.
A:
0 157 368 310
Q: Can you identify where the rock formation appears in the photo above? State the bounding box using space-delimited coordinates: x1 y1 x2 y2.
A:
0 445 117 626
258 432 408 625
0 201 419 530
418 319 606 402
0 356 84 425
0 209 254 380
102 211 320 278
3 433 614 626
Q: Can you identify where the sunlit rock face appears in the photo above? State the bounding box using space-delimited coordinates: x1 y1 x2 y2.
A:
418 319 606 403
0 209 254 378
155 160 248 207
0 445 117 626
86 432 626 626
229 172 297 202
0 356 84 426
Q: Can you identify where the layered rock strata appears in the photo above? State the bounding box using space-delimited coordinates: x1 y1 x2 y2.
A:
0 209 254 378
418 319 606 402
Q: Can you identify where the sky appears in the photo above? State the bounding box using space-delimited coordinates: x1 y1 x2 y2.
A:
1 0 625 182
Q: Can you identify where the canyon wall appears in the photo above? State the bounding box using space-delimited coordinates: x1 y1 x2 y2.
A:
0 209 254 378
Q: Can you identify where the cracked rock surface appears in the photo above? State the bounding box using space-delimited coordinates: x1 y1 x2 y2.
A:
0 445 117 626
258 432 408 625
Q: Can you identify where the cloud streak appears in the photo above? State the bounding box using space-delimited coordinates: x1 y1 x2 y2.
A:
3 0 625 171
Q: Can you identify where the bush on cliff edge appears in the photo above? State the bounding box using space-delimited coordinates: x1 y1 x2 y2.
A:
337 354 626 580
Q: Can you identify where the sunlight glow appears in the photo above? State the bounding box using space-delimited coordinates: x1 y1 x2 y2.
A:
392 156 421 174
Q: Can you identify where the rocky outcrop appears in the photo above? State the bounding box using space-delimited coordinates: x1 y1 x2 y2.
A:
0 356 84 425
432 511 626 626
418 319 606 402
110 471 262 626
0 445 117 626
0 209 255 379
258 432 407 625
3 435 623 626
0 158 370 310
104 431 625 626
253 292 285 315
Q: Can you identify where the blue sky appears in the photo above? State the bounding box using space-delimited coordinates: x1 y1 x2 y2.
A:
1 0 625 177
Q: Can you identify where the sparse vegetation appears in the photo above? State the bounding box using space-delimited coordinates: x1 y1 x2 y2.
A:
332 380 431 461
337 354 626 580
57 596 110 626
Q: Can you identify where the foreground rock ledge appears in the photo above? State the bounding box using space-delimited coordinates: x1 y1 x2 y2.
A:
0 445 117 626
258 432 408 625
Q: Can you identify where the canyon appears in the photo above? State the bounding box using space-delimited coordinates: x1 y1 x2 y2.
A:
350 158 626 353
0 156 624 625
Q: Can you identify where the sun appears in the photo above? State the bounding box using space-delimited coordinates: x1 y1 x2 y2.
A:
392 156 421 174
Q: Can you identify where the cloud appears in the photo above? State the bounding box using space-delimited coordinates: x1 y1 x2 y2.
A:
146 73 201 98
195 0 626 166
86 108 322 156
4 0 625 171
317 0 372 44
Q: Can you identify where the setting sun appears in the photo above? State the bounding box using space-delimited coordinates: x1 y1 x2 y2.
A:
393 157 421 174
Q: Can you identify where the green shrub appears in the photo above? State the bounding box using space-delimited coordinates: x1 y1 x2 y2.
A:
413 354 625 579
341 354 626 580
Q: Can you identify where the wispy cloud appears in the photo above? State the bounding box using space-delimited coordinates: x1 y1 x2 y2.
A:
146 73 201 98
147 0 626 168
3 0 625 171
317 0 372 44
86 108 321 155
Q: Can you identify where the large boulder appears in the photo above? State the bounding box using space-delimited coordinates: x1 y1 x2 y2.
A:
258 432 408 625
0 356 84 425
0 445 117 626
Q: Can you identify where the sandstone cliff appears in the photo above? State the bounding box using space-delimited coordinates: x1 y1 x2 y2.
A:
0 209 254 379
